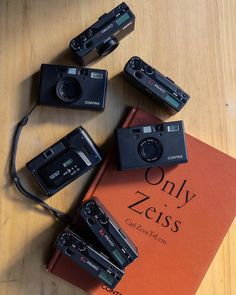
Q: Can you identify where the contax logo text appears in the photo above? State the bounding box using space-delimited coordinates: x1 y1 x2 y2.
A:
167 155 183 160
101 24 113 34
85 101 100 105
102 284 122 295
154 83 165 93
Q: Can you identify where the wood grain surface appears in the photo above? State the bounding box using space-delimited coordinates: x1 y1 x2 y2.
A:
0 0 235 294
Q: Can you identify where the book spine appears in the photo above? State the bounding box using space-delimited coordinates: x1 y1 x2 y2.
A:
84 106 139 200
47 249 62 272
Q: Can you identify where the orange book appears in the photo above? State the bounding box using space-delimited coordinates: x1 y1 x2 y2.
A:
48 107 236 295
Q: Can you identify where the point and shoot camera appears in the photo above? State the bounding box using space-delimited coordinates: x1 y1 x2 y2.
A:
124 56 190 113
56 226 124 289
116 121 188 170
56 197 138 288
26 127 102 196
79 197 138 269
70 2 135 66
38 64 108 111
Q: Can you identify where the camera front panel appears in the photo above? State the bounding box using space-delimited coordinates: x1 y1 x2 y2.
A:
116 121 188 170
38 64 107 111
70 2 135 66
124 57 190 113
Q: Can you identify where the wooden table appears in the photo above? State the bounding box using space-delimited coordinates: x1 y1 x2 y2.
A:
0 1 235 294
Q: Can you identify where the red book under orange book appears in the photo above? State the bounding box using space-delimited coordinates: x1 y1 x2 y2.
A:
48 107 236 295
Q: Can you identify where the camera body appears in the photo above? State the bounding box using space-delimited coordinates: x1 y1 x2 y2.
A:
79 197 138 269
116 121 188 170
56 227 124 289
26 126 102 196
70 2 135 66
124 57 190 113
38 64 108 111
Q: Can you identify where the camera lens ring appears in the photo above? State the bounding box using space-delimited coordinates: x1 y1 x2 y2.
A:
56 76 82 103
98 37 119 56
138 138 163 163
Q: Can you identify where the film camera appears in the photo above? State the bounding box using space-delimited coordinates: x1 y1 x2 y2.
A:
115 121 188 170
56 227 124 289
26 126 102 196
79 197 138 269
124 56 190 113
38 64 108 111
70 2 135 66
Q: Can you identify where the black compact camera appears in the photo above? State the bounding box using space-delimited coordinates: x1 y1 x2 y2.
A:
56 227 124 289
38 64 108 111
26 126 102 196
116 121 188 170
70 2 135 66
79 197 138 269
124 57 190 113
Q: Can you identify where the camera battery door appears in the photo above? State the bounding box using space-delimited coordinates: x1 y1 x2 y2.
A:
26 126 102 196
38 64 108 111
124 56 190 113
79 198 138 269
56 228 124 289
69 2 135 66
115 121 188 170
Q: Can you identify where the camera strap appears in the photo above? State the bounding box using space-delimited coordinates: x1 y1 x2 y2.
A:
10 105 71 223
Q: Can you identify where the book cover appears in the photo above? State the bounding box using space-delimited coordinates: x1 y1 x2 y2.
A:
48 107 236 295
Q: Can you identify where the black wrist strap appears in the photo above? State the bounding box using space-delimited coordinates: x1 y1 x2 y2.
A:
10 105 71 223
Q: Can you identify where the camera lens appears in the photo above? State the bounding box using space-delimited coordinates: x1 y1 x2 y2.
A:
56 77 81 103
98 37 119 56
138 138 162 162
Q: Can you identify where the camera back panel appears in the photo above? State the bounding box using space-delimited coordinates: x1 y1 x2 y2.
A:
38 64 108 111
116 121 188 170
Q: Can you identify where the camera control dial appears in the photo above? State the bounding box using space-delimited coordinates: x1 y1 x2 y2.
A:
85 201 96 215
60 232 73 246
144 65 155 75
77 240 87 252
129 57 142 70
